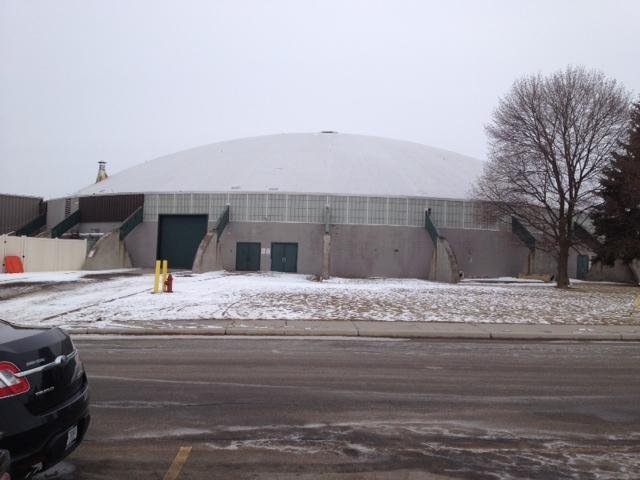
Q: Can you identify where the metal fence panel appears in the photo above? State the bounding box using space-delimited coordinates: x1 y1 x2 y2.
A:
388 198 407 226
367 197 387 225
425 199 445 227
269 194 287 222
329 196 348 224
139 192 510 231
287 195 306 222
158 194 177 215
446 200 464 229
190 193 210 215
208 194 228 222
307 195 326 223
407 198 426 227
349 196 367 225
229 194 247 222
247 194 267 221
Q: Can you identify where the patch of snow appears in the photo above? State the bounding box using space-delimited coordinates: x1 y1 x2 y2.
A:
0 269 137 285
2 271 639 329
462 277 547 284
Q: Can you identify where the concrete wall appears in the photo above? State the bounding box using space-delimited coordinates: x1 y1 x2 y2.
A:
121 220 549 279
192 232 222 273
84 231 133 270
586 259 636 284
120 219 634 282
441 228 529 278
532 248 588 279
220 222 324 275
429 236 460 283
46 198 67 229
330 225 432 279
1 234 86 272
124 221 158 268
46 197 79 229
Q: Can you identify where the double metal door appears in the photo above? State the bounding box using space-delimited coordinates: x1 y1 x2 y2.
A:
236 242 261 271
271 243 298 273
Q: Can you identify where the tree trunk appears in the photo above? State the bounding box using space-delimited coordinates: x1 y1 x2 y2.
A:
556 239 571 288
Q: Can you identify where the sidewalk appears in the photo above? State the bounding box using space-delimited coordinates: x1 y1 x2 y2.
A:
66 319 640 341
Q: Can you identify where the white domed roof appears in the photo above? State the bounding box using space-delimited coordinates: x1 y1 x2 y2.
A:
77 133 484 199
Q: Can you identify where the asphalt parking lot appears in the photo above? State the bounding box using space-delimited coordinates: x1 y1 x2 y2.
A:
51 336 640 479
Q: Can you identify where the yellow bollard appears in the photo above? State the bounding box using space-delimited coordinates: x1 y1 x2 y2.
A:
162 260 168 292
153 260 161 293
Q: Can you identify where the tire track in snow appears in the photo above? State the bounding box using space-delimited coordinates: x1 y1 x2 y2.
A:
40 287 152 322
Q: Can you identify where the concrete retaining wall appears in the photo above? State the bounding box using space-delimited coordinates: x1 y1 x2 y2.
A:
192 231 223 273
83 230 133 270
429 236 460 283
587 259 636 284
124 221 158 268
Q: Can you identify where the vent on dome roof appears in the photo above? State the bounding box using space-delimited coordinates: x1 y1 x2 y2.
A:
95 161 108 183
320 130 337 134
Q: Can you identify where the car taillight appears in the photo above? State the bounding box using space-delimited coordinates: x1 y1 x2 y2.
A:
0 361 30 399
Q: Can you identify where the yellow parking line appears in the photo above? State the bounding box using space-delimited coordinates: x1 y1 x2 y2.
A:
163 446 192 480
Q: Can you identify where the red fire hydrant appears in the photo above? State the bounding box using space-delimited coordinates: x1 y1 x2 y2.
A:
164 273 174 293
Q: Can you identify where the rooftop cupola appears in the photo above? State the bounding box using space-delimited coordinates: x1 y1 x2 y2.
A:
95 161 108 183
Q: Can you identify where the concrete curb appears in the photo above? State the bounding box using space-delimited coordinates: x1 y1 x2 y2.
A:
488 332 624 341
64 320 640 341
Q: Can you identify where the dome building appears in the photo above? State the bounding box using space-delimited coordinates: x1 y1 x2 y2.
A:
46 132 582 281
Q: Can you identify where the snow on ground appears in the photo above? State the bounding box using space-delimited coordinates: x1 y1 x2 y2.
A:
0 271 638 329
462 277 546 283
0 269 136 285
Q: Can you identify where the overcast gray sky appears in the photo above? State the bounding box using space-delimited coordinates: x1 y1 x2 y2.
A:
1 0 638 199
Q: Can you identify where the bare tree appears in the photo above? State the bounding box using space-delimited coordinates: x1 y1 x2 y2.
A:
475 66 630 288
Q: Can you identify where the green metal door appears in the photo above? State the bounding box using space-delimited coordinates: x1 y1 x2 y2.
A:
271 243 298 273
577 254 589 280
157 215 208 269
236 242 261 271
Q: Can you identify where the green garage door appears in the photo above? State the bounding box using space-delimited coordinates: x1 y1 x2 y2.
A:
157 215 208 269
271 243 298 273
236 242 261 271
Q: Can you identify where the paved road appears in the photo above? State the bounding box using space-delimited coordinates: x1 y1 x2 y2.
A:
58 337 640 479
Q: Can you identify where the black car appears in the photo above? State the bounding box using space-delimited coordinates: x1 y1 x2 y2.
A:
0 320 90 479
1 449 9 480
